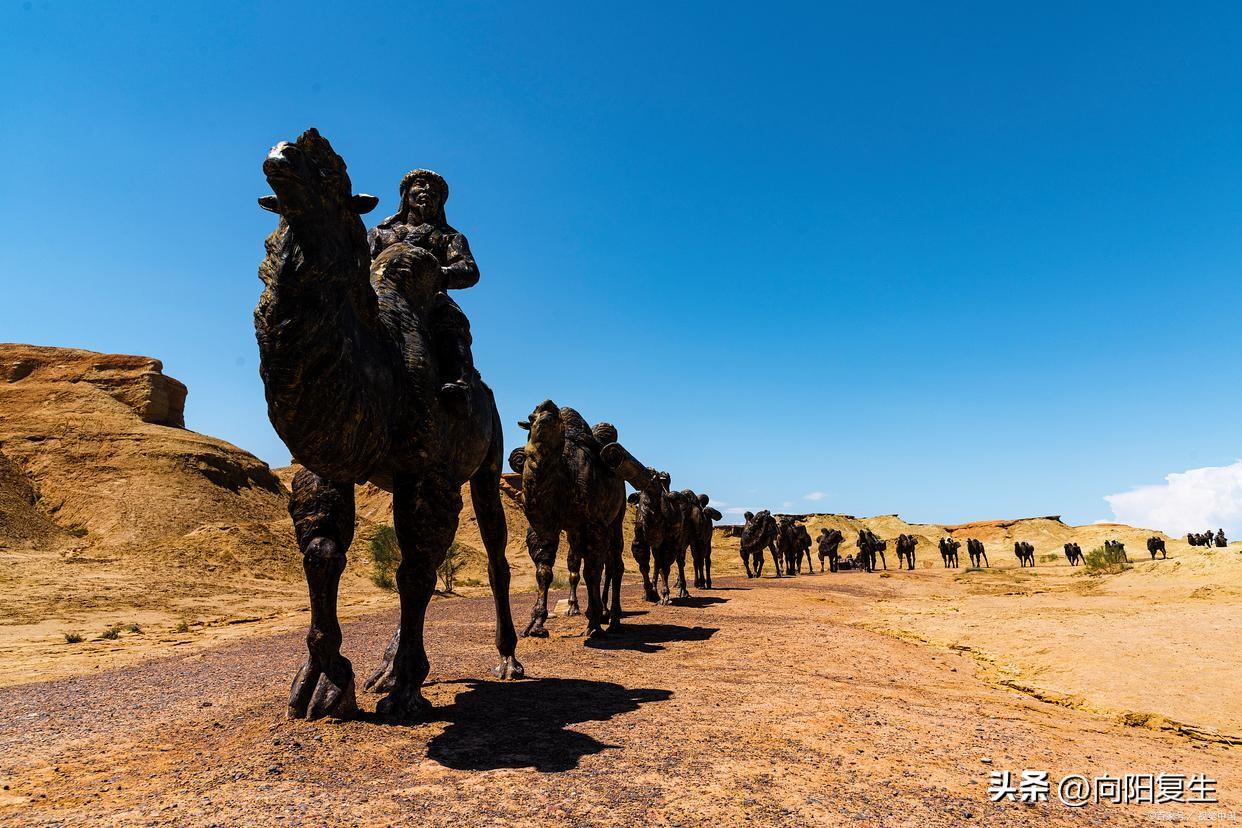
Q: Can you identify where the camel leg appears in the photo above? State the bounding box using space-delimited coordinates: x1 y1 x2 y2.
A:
704 542 713 589
769 543 781 578
982 550 989 567
288 471 357 720
674 547 690 600
604 513 625 631
470 438 522 680
522 525 559 637
565 545 583 617
632 527 658 602
375 470 458 720
742 550 754 578
656 553 673 606
580 528 607 638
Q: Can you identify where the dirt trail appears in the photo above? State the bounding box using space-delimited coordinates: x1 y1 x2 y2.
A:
2 575 1237 827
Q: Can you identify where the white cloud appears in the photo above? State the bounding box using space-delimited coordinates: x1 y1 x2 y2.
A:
803 491 827 502
1104 460 1242 537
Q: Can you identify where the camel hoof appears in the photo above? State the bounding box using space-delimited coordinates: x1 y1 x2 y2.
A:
677 589 691 600
376 686 432 720
521 624 549 639
288 657 357 721
606 619 624 634
492 655 525 680
564 603 581 617
643 591 659 604
586 625 607 639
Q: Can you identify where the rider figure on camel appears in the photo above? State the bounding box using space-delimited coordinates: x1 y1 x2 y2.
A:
368 169 478 410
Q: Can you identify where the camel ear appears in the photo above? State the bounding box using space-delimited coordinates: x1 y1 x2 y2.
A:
258 195 281 213
627 492 640 505
352 194 379 214
517 420 531 430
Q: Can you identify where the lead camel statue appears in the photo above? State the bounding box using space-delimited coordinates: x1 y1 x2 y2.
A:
256 129 521 720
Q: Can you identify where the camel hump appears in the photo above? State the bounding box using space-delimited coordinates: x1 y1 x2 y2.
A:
508 447 527 474
591 421 618 445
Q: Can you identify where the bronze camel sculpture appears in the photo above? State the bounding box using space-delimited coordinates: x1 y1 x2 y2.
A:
256 129 521 720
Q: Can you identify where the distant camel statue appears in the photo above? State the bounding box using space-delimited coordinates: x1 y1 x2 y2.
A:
1216 529 1228 547
895 534 918 570
740 510 779 578
1014 541 1036 567
1103 539 1128 562
817 528 845 572
856 529 887 573
1063 542 1084 566
937 536 960 568
966 538 988 568
1146 536 1167 560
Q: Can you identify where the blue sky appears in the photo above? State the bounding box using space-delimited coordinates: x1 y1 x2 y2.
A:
3 2 1240 528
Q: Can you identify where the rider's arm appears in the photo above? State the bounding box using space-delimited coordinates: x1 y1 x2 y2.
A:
442 232 480 290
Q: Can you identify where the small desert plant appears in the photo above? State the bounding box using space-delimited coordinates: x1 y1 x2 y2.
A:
124 623 143 634
173 620 191 633
369 525 400 591
1083 545 1132 575
100 625 122 640
67 525 88 538
438 542 465 594
63 632 84 644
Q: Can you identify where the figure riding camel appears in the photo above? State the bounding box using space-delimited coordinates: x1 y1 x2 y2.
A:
368 169 479 410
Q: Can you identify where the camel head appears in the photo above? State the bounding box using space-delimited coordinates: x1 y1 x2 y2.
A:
517 400 564 459
260 128 378 225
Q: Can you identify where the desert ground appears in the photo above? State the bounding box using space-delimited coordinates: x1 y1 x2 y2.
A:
2 344 1240 825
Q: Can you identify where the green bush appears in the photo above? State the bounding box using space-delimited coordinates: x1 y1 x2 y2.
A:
1083 545 1131 575
63 632 84 644
369 526 400 591
173 620 191 634
100 625 122 640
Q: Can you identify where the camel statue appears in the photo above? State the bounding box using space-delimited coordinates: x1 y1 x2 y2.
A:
937 536 960 568
856 529 887 572
794 523 815 574
256 129 520 720
740 510 779 577
1104 539 1128 562
776 516 801 576
508 401 626 638
682 490 721 589
1063 542 1083 566
895 534 918 570
1014 541 1036 567
1146 536 1167 560
966 538 989 567
1216 529 1228 547
627 472 694 604
817 527 844 572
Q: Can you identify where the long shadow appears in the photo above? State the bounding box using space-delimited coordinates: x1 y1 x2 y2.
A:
584 622 718 654
425 678 670 772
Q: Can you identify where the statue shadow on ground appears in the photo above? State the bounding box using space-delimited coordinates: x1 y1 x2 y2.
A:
584 622 718 654
424 678 671 772
674 595 727 609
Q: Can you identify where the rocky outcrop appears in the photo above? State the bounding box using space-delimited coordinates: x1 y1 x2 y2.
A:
0 344 289 569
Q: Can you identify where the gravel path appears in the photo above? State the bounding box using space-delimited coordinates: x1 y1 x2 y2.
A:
1 574 1236 826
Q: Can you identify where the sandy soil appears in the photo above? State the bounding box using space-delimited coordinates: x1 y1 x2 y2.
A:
1 571 1238 827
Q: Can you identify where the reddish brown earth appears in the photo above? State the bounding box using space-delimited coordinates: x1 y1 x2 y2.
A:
1 574 1236 827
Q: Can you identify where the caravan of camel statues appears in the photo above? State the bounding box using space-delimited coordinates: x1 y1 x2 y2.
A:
255 129 1231 722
